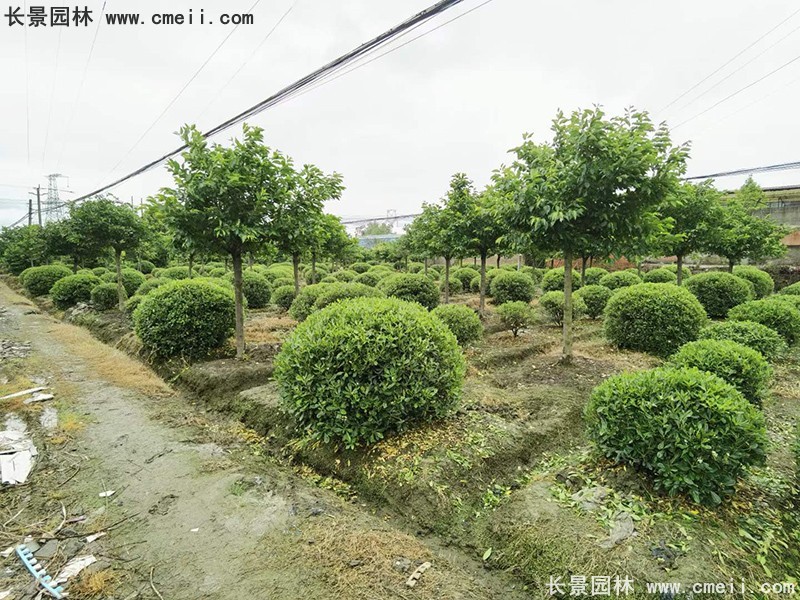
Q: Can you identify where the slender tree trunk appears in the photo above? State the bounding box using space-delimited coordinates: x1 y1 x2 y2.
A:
115 249 125 311
444 257 451 304
292 253 301 293
676 254 684 286
581 256 587 282
728 259 735 273
496 255 501 269
311 252 317 284
248 253 254 269
188 253 194 279
479 252 487 315
589 256 594 268
549 258 555 269
473 256 477 268
232 250 245 359
424 258 428 275
224 258 229 272
562 249 574 362
72 257 79 274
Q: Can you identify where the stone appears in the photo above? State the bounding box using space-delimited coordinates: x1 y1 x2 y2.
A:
34 539 59 560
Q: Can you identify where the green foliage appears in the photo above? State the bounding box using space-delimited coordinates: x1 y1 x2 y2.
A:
469 275 481 293
50 274 102 310
228 270 271 309
161 266 191 280
581 267 608 286
288 284 330 321
360 222 393 236
263 266 293 283
728 299 800 344
350 262 371 273
452 267 480 292
643 267 677 284
684 271 754 318
275 297 466 448
22 265 72 297
541 268 582 292
604 283 707 356
698 320 787 361
1 225 47 275
733 266 774 299
431 304 482 345
125 294 144 314
353 271 380 287
119 268 146 297
378 273 439 310
137 260 156 274
599 270 642 290
133 279 235 359
91 283 121 311
670 339 772 405
91 267 109 277
779 281 800 296
490 271 535 305
664 264 692 279
539 291 586 326
314 282 384 312
302 265 329 284
496 301 536 337
585 367 767 505
69 197 145 266
271 285 297 311
574 284 612 319
136 278 169 296
330 269 358 283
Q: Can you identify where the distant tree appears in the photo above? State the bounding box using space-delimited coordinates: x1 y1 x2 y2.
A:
705 178 788 271
360 221 393 236
463 187 504 313
162 124 297 358
69 197 146 309
436 174 473 303
497 107 689 360
0 225 47 275
42 220 84 272
309 213 352 281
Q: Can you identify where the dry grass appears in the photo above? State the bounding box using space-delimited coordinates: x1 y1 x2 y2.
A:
46 323 173 397
245 315 296 344
69 569 118 598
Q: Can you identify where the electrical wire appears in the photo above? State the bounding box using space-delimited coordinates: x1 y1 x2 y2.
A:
42 28 64 168
685 161 800 180
23 0 30 166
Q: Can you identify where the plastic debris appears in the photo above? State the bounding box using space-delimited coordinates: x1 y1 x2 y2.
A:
0 387 47 401
598 512 636 549
16 544 65 599
0 430 38 484
0 590 10 599
406 561 432 588
53 554 97 586
85 532 106 543
0 546 13 558
98 490 116 498
23 392 54 405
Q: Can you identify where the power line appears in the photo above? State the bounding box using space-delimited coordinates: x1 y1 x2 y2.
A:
685 160 800 180
23 0 30 166
42 28 64 168
658 6 800 114
103 0 264 179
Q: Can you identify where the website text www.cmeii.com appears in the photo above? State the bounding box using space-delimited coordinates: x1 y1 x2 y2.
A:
545 576 797 596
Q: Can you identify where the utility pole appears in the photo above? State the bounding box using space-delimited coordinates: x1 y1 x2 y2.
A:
36 186 42 226
28 197 32 226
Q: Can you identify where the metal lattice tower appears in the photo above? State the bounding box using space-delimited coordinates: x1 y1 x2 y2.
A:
45 173 67 222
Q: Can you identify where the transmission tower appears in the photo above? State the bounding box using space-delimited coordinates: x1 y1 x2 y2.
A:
45 173 67 222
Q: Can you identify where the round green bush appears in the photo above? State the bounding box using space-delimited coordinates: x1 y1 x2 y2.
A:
50 274 102 310
496 301 536 337
431 304 482 345
541 268 582 292
314 282 384 312
407 262 424 274
275 297 466 448
485 268 504 287
288 284 331 321
330 269 358 283
728 299 800 344
136 260 155 274
226 271 271 309
133 280 235 359
469 275 482 294
119 268 146 297
671 339 772 406
538 291 586 327
161 266 191 280
354 271 380 287
427 269 440 282
350 262 371 274
270 276 293 290
520 266 543 284
439 275 460 295
684 272 753 318
698 320 787 361
263 267 293 284
599 270 642 290
378 273 439 310
91 283 120 311
100 272 116 283
604 283 707 356
779 281 800 296
665 264 692 280
574 284 612 320
643 267 677 284
585 367 767 505
91 267 109 277
207 267 226 278
770 294 800 312
581 267 608 286
271 285 297 311
733 266 774 299
452 267 480 292
136 278 169 296
125 294 144 314
491 271 535 305
22 265 72 297
303 265 329 284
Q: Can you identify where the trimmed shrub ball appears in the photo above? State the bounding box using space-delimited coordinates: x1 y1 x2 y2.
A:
91 267 109 277
136 260 156 275
118 268 146 297
350 262 371 274
670 339 772 405
728 299 800 344
643 267 677 284
451 267 480 292
665 264 692 280
431 304 482 345
50 274 102 310
407 262 425 273
22 265 72 297
136 277 169 296
90 283 120 311
314 282 384 312
733 266 774 299
133 279 235 359
353 271 380 287
496 301 536 337
271 285 297 311
125 294 144 314
288 283 330 321
226 271 271 309
538 291 586 327
275 297 466 448
330 269 358 283
100 272 116 283
469 275 482 294
303 266 329 285
684 271 753 318
161 266 191 280
698 320 787 361
520 266 544 284
604 283 707 356
378 273 439 310
490 271 535 305
541 267 582 292
574 284 612 320
779 281 800 296
581 267 608 286
599 270 642 290
585 367 767 505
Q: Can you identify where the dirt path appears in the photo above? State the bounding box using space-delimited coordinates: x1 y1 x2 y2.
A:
0 282 528 600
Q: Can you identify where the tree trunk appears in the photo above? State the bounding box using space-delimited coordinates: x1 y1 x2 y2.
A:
292 253 301 293
248 253 254 269
496 255 501 269
728 259 735 273
479 252 487 315
562 249 574 362
72 257 79 274
473 257 477 268
224 258 229 272
459 258 463 268
188 253 194 279
444 257 451 304
232 251 245 359
115 249 125 311
581 255 587 282
676 254 684 286
424 258 428 275
311 252 317 285
589 256 594 268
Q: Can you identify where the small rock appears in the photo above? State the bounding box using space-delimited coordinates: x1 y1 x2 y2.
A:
23 541 40 554
599 512 636 549
35 539 59 560
348 560 364 568
393 557 412 573
308 507 324 517
571 486 610 512
84 560 112 575
63 538 85 557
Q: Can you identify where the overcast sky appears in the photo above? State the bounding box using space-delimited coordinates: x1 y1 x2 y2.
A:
1 0 799 227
